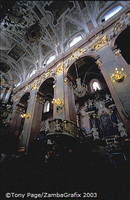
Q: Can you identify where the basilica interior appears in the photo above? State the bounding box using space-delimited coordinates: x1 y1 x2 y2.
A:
0 1 130 199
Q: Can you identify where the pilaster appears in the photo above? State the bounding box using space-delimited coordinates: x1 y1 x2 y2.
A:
97 45 130 133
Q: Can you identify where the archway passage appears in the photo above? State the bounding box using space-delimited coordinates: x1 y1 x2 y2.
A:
115 26 130 64
67 56 127 139
38 78 54 133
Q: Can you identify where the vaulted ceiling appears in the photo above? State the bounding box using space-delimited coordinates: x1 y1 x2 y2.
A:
0 1 128 87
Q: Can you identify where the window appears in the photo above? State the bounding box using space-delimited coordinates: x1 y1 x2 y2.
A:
30 69 36 77
102 5 123 22
90 79 102 92
46 55 56 65
43 101 50 113
69 35 82 47
15 82 20 87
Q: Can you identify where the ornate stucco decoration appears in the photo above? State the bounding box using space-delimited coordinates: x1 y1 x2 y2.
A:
31 79 41 90
56 64 64 75
91 35 109 51
48 119 79 138
114 49 121 56
113 12 130 36
69 48 86 61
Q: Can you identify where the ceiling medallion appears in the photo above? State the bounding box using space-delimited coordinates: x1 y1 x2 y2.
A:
25 22 42 43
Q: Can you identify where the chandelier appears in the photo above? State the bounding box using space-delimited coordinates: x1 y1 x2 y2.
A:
73 60 87 98
20 113 31 119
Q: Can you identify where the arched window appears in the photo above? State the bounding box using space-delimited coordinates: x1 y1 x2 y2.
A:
46 55 56 65
69 35 83 47
43 101 50 113
102 5 123 22
30 69 36 77
90 79 102 92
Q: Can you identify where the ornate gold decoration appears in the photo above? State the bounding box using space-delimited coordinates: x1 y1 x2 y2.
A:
92 35 109 50
48 119 79 137
113 21 124 34
70 48 86 61
52 98 64 106
44 71 51 78
114 49 121 56
56 64 64 75
111 67 127 82
52 98 64 113
20 113 31 119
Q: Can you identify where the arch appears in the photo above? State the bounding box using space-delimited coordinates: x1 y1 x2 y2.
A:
114 26 130 64
65 51 99 76
66 54 127 138
39 77 55 93
17 91 30 105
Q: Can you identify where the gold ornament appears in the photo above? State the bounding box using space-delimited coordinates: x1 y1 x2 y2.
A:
111 67 127 82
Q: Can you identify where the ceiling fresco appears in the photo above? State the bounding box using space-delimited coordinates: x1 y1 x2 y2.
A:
0 0 129 87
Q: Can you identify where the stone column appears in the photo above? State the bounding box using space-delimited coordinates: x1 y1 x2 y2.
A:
53 65 65 120
65 81 77 123
97 45 130 133
19 89 38 152
10 102 23 136
53 64 77 122
29 93 44 141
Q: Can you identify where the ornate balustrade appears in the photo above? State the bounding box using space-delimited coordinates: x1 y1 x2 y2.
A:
48 119 80 139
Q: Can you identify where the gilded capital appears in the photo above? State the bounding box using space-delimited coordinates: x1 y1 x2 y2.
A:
56 64 64 75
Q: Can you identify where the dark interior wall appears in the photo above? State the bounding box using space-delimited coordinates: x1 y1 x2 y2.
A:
115 26 130 64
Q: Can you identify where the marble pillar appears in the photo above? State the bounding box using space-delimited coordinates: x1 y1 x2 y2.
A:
19 89 38 152
10 103 23 136
63 80 77 122
53 67 65 120
98 45 130 133
29 93 44 141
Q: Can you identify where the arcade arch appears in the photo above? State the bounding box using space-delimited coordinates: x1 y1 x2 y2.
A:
67 56 126 139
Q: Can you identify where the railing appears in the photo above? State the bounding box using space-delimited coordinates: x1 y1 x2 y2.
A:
48 119 80 138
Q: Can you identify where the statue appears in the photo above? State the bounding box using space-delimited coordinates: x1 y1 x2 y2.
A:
91 128 99 140
118 122 127 137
